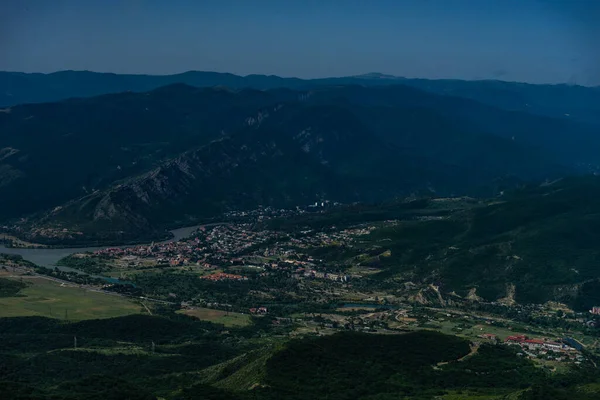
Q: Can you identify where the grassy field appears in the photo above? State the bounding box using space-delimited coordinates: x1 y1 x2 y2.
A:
0 277 142 320
178 307 252 327
440 391 513 399
577 383 600 395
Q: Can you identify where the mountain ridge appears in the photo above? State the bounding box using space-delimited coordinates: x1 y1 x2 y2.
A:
1 83 598 243
3 69 600 125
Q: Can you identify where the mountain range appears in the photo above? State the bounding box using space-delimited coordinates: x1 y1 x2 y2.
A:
1 72 600 244
2 70 600 124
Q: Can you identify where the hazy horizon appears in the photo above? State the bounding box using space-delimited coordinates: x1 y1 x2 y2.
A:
3 68 600 88
2 0 600 86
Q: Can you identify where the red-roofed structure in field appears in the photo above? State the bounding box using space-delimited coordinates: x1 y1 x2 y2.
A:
506 335 570 352
506 335 527 344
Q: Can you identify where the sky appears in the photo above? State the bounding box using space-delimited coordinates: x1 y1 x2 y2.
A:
1 0 599 85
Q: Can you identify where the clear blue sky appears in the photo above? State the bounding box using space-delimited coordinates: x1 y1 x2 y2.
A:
1 0 599 85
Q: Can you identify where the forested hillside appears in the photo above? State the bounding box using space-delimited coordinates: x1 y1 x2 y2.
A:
2 314 597 400
1 83 597 244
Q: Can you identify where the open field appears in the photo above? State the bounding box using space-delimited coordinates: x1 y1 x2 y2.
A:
440 390 512 399
0 277 142 320
424 319 551 342
178 307 252 327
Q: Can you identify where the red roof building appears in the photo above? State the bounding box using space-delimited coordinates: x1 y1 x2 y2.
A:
506 335 527 343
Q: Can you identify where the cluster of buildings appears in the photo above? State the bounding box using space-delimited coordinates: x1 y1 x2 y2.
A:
505 335 566 351
302 269 349 282
93 222 287 268
502 334 588 363
94 238 201 263
475 333 586 363
200 224 286 256
286 226 376 250
89 208 377 287
223 206 302 220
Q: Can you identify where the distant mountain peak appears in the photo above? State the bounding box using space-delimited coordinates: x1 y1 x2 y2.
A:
353 72 404 80
151 82 197 90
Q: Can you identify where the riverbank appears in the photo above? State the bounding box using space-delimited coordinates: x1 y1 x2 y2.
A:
0 231 172 249
0 234 49 248
0 224 210 268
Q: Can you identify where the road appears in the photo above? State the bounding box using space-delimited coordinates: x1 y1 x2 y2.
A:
436 343 479 367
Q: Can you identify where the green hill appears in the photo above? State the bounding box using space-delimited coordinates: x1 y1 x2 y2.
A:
2 314 597 400
340 176 600 308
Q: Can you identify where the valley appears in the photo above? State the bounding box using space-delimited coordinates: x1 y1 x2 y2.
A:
2 179 600 398
2 73 600 400
5 1 600 398
2 82 599 245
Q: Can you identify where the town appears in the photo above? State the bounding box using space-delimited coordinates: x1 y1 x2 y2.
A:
89 211 376 283
9 204 600 373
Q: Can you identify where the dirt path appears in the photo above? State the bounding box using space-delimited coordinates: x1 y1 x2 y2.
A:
458 342 480 361
436 342 480 367
142 302 153 315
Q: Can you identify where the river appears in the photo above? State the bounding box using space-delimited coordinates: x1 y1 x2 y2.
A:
0 225 203 267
